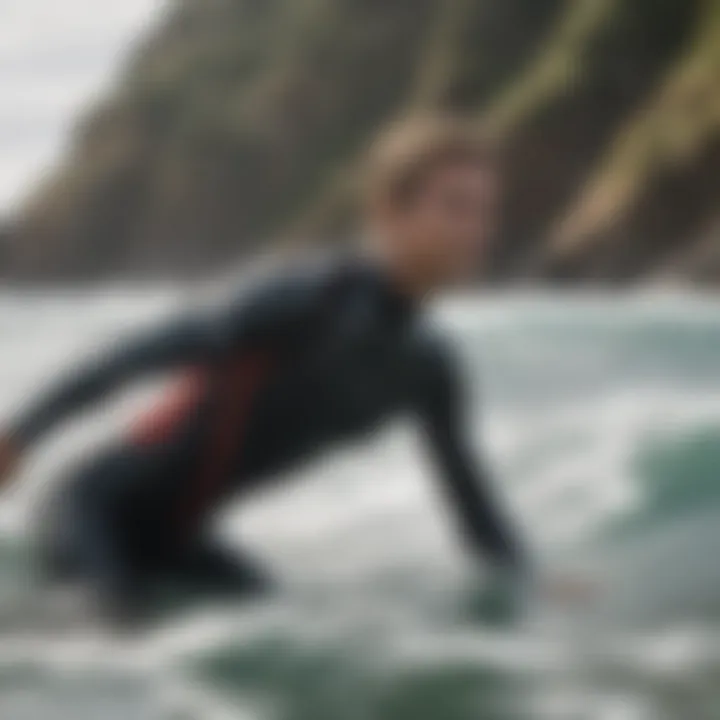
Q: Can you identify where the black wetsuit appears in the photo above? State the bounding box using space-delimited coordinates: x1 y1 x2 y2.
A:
10 257 526 620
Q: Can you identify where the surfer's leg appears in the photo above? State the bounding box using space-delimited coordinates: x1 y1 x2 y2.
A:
170 536 276 600
40 503 148 628
33 461 152 630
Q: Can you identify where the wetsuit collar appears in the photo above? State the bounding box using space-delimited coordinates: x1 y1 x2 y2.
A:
357 253 420 324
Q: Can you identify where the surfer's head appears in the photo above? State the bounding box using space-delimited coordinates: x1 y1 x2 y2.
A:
363 115 499 295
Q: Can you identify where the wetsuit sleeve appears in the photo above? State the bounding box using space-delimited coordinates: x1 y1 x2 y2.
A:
9 269 330 448
416 343 529 572
8 311 234 447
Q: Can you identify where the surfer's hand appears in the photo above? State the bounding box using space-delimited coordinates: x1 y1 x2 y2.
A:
467 565 529 624
0 434 22 488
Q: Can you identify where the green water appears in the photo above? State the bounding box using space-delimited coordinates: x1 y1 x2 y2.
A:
1 291 720 719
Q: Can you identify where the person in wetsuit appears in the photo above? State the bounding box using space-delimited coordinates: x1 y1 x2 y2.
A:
0 116 530 625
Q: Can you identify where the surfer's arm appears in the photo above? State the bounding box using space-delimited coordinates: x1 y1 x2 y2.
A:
7 269 329 449
7 311 234 448
417 343 528 572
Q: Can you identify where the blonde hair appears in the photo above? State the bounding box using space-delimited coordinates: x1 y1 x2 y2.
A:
364 115 496 211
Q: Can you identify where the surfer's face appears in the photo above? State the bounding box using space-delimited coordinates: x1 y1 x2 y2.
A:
379 160 499 289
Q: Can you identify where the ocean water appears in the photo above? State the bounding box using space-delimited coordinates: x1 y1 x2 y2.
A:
1 288 720 720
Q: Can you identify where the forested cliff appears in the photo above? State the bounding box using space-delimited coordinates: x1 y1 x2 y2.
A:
3 0 719 283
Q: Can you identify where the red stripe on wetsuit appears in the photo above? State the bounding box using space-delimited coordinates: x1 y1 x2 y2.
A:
127 352 273 531
177 352 272 529
128 369 208 447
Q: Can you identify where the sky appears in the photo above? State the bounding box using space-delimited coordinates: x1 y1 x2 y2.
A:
0 0 164 214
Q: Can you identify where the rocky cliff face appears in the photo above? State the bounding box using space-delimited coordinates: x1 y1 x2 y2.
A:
3 0 719 283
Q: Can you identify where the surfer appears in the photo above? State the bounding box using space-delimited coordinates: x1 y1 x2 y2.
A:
0 116 542 627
